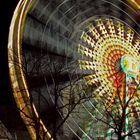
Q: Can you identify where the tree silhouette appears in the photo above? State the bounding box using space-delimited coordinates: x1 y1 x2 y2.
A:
93 76 140 140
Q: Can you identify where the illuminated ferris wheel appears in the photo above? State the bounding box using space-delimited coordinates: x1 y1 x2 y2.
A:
8 0 140 140
78 18 140 139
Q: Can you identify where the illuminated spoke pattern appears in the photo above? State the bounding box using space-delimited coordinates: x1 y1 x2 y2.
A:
78 18 140 139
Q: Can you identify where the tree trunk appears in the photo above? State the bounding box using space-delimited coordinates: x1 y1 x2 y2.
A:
118 135 122 140
117 132 124 140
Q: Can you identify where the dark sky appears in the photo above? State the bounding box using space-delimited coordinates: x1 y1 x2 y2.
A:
0 1 19 105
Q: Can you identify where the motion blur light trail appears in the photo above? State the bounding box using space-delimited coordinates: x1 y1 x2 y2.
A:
8 0 140 139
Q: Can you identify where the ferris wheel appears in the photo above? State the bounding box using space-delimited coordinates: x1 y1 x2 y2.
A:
8 0 140 140
78 18 140 140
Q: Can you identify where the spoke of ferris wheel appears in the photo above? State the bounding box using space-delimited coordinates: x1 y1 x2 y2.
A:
106 18 116 36
133 37 140 49
96 19 111 38
82 101 105 119
117 21 124 38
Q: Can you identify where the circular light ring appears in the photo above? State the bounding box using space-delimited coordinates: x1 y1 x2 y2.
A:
8 0 52 139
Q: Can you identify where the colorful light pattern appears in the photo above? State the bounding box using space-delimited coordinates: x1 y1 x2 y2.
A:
78 18 140 139
121 55 139 78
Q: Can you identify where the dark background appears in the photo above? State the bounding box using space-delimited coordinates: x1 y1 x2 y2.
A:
0 1 19 105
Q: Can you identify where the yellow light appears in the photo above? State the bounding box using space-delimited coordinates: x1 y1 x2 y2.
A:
88 24 100 40
127 0 140 9
79 18 140 121
117 21 124 38
126 28 134 44
106 18 116 36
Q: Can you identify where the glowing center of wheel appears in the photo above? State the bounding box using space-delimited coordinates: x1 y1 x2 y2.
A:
121 55 139 78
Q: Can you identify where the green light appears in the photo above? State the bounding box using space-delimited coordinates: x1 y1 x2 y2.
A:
121 55 139 78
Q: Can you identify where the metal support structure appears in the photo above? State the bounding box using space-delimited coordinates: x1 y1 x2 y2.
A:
124 75 129 140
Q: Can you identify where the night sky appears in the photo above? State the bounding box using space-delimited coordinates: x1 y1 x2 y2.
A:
0 1 19 105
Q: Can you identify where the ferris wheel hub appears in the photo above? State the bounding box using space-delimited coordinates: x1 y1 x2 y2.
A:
120 55 139 78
